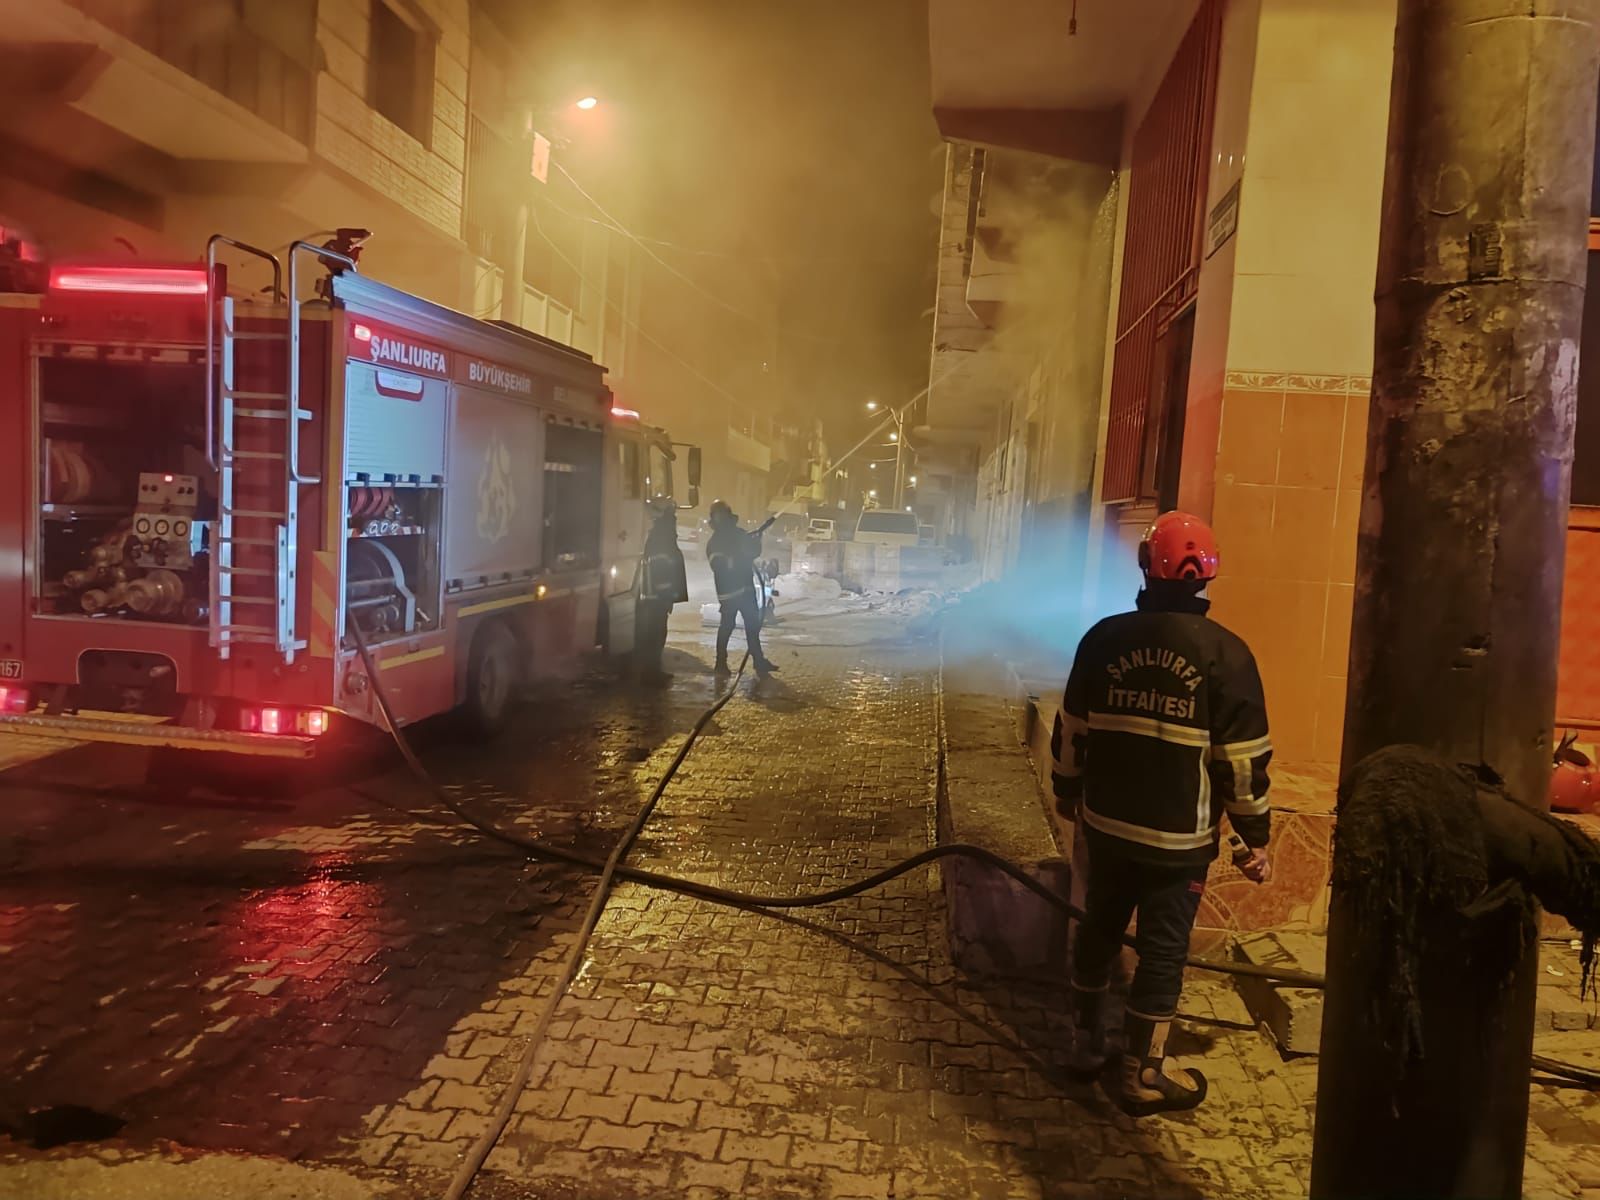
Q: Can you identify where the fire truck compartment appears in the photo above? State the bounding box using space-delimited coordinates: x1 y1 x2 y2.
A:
346 362 447 480
35 353 212 626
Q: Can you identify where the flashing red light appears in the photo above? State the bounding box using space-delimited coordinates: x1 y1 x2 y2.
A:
0 685 28 715
610 406 640 420
352 323 373 342
49 266 209 296
244 704 328 737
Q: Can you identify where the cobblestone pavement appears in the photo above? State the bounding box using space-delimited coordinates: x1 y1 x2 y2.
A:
1 605 1599 1198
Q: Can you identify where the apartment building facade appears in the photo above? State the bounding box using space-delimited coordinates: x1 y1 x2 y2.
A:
0 0 641 373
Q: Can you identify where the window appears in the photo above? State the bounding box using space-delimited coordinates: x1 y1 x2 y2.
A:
368 0 434 146
543 425 603 570
647 445 674 505
619 440 641 500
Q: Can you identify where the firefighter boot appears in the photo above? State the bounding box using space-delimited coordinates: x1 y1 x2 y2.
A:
1115 1012 1207 1117
714 656 731 678
1067 983 1109 1080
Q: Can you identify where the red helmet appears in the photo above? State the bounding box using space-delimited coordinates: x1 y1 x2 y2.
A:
1139 511 1219 581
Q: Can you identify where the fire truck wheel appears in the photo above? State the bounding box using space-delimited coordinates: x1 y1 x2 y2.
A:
463 621 520 739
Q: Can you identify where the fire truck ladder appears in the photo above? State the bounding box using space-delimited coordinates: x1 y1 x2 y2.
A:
205 235 322 664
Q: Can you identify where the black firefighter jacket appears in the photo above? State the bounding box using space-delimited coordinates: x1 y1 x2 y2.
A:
1051 596 1272 866
642 513 689 605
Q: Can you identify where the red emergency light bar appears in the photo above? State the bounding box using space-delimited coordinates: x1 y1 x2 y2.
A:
49 265 210 297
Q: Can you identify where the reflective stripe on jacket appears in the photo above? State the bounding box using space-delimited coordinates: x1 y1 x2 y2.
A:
1051 606 1272 865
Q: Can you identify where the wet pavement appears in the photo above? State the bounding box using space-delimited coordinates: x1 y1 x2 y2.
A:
0 592 1598 1198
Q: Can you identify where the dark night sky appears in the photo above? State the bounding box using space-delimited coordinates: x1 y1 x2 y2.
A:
484 0 944 446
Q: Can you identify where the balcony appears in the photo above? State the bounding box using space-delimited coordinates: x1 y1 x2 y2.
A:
965 224 1019 328
1 0 312 163
727 428 772 473
927 0 1201 163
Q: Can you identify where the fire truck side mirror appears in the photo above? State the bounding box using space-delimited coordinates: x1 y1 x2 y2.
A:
685 485 700 510
687 447 702 488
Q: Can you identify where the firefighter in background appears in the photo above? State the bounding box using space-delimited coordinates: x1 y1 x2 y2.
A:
706 500 779 678
1051 511 1272 1117
636 497 688 687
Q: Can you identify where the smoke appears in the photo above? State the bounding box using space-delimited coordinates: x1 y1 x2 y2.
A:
488 0 942 484
935 513 1144 679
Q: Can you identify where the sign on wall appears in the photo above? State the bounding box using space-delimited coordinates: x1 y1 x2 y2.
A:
1206 180 1241 259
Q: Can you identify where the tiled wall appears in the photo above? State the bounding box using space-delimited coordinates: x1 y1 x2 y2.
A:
1177 0 1395 768
1207 371 1368 764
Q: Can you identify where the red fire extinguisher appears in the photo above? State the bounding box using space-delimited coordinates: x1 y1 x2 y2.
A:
1550 730 1597 814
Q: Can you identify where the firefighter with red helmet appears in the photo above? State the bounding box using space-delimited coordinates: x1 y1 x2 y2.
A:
1051 510 1272 1117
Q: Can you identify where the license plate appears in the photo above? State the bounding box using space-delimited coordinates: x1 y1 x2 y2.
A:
0 661 21 680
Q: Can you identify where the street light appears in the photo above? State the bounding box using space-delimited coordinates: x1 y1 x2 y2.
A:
909 475 917 486
575 96 599 110
888 431 898 442
866 400 878 412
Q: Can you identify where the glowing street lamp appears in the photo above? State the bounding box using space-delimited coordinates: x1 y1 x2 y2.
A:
866 400 878 412
575 96 599 110
909 475 918 485
868 488 878 498
888 431 898 442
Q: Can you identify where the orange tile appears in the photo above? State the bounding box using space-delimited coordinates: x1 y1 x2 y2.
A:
1246 609 1291 683
1212 481 1276 582
1341 393 1371 489
1273 679 1318 763
1322 584 1355 678
1287 580 1328 674
1217 390 1285 487
1206 575 1241 617
1312 674 1349 764
1330 488 1362 585
1270 487 1340 582
1277 392 1344 489
1179 386 1224 515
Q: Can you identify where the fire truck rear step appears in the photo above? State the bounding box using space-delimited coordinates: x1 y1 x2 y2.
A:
0 712 315 758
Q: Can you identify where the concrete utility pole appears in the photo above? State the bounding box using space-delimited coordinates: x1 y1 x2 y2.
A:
1311 3 1600 1197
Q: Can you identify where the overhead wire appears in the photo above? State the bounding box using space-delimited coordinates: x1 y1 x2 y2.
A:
553 161 761 327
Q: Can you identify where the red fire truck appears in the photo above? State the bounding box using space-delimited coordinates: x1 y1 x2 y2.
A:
0 234 698 759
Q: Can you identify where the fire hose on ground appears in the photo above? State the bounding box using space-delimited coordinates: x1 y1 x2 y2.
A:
339 624 1600 1200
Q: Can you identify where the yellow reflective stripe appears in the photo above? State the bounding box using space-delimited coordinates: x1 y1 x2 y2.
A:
1080 806 1216 851
1088 712 1210 749
1224 794 1270 817
458 593 538 618
380 646 445 670
1213 735 1272 760
1054 708 1087 776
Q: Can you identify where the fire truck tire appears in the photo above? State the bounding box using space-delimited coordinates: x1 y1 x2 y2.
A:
463 620 520 739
